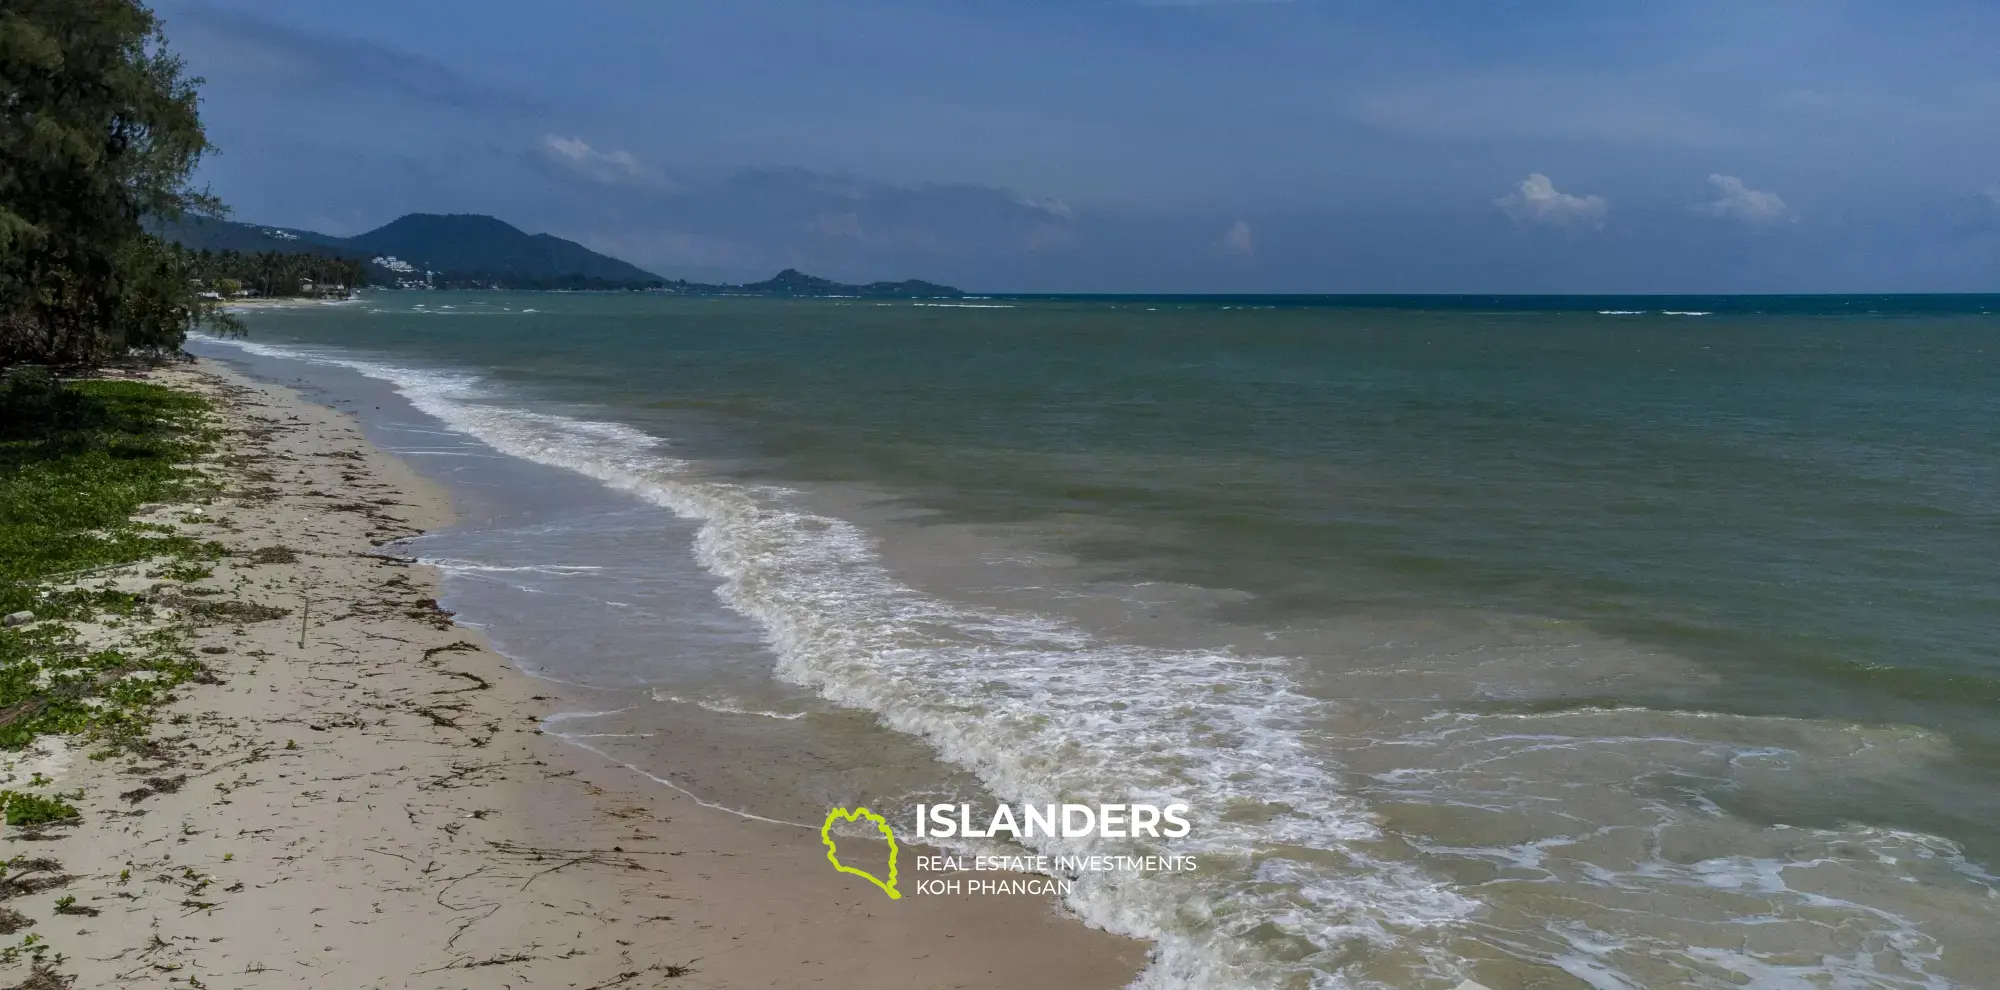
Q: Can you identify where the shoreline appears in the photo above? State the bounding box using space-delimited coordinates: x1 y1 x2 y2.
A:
220 296 363 310
4 359 1147 989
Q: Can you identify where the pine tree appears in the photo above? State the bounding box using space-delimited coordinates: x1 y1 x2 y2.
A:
0 0 226 368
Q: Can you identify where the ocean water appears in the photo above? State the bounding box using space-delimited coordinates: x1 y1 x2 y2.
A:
195 293 2000 990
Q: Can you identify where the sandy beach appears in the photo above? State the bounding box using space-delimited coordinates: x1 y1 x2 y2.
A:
3 360 1145 989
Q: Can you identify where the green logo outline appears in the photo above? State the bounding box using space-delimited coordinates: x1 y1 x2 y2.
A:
821 806 901 900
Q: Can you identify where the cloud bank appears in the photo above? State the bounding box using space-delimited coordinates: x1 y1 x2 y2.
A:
160 0 2000 292
539 136 665 188
1495 174 1609 228
1701 175 1789 223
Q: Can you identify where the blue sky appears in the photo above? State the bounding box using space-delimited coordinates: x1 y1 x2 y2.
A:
159 0 2000 292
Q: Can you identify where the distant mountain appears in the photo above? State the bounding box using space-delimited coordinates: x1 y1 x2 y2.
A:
668 268 963 299
159 216 355 256
158 213 664 290
157 215 962 296
341 214 664 288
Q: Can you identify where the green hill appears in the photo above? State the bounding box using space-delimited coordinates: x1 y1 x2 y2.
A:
157 215 963 296
158 217 355 256
724 268 963 298
341 214 664 288
158 214 664 289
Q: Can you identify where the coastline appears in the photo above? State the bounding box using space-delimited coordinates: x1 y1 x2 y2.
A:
5 359 1146 988
220 297 363 310
162 298 2000 990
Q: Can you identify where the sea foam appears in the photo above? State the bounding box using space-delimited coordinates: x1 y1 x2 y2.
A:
199 334 1473 989
200 333 1997 989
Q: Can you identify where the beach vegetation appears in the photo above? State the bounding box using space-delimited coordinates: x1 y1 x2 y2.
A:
0 792 77 829
0 0 234 371
183 249 369 300
0 932 49 968
0 372 219 752
49 896 94 918
0 371 219 615
9 959 70 990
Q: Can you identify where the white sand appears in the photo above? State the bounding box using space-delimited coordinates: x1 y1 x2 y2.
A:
3 362 1145 989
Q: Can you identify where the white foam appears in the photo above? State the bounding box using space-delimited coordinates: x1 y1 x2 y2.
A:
426 558 605 576
653 690 809 720
196 333 1471 988
206 332 1999 988
541 707 634 723
1372 708 1994 988
542 718 816 830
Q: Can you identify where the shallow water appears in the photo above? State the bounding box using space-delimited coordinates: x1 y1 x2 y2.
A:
195 292 2000 989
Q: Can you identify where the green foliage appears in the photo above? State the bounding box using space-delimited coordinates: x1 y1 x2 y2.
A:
146 560 211 582
0 931 47 966
32 588 148 623
0 372 216 616
184 248 369 298
0 0 224 368
0 374 215 752
0 627 203 750
0 791 79 828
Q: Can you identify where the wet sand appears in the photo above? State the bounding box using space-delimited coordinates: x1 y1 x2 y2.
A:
9 360 1145 989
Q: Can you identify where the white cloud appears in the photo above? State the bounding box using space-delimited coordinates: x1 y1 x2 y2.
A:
1016 195 1074 220
1216 219 1254 256
1494 173 1608 228
1701 174 1789 223
538 135 665 187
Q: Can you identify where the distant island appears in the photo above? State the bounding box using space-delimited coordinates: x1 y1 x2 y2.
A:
664 268 965 299
159 213 963 298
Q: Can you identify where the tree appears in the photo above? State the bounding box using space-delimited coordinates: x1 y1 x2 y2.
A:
184 249 368 299
0 0 229 370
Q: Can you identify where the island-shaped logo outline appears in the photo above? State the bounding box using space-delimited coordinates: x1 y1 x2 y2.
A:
822 807 901 900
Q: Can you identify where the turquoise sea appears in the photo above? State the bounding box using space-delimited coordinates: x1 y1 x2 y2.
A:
198 293 2000 989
